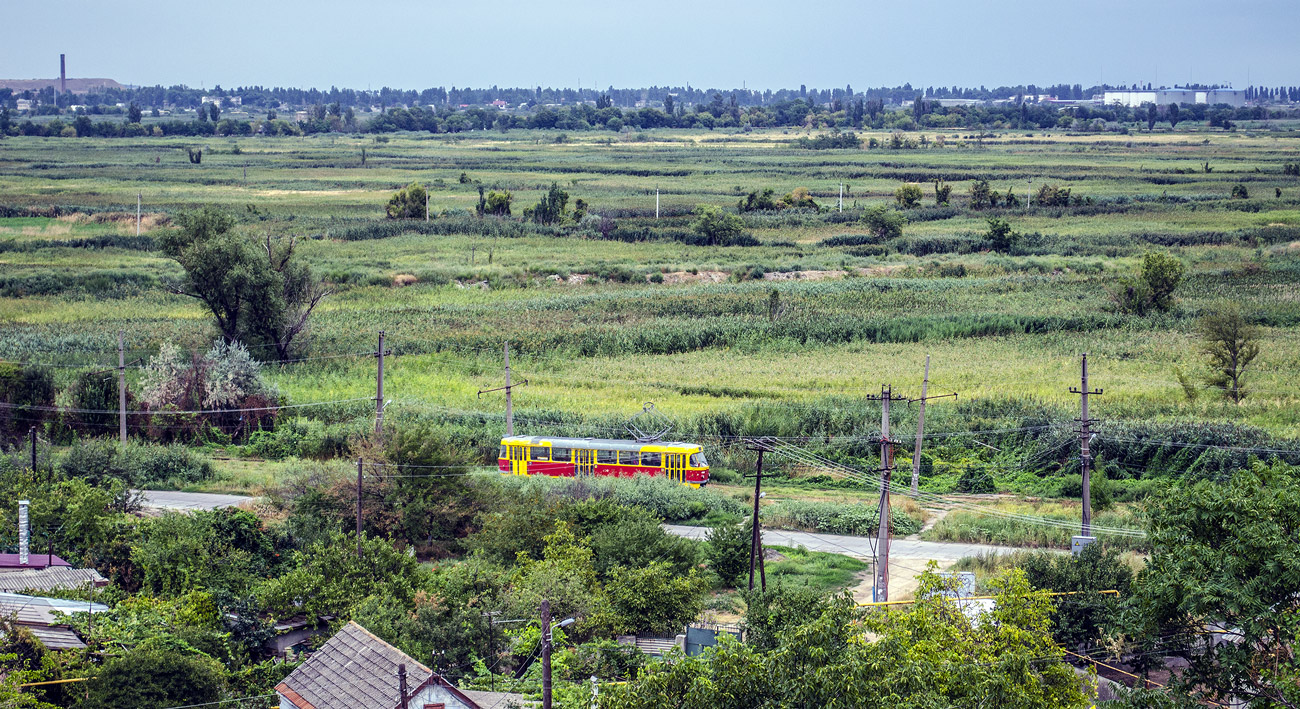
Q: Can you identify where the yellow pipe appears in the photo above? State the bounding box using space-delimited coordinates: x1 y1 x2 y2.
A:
19 677 93 688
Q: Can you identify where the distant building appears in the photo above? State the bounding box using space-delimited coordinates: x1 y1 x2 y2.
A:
15 99 33 112
1103 88 1245 107
201 95 242 107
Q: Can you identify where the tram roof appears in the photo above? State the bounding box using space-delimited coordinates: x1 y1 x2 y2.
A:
501 436 700 451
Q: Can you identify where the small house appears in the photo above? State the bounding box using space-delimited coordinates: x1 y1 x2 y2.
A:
276 621 528 709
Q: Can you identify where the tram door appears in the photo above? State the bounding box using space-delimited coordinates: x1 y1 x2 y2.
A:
510 445 528 476
575 449 595 477
664 453 685 483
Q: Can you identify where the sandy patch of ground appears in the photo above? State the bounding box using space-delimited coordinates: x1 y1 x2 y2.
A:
660 270 728 284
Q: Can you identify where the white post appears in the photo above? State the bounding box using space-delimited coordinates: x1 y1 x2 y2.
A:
425 191 429 222
839 182 844 212
655 187 660 220
136 193 141 235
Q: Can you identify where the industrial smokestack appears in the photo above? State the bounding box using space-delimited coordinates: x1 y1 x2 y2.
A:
60 54 66 94
18 500 29 565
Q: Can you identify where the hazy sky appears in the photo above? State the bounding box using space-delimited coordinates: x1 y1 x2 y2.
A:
4 0 1296 91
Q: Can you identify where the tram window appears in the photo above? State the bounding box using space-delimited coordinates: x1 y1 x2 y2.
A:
551 447 572 462
597 449 618 464
689 453 707 467
499 446 507 459
641 452 662 467
618 450 638 465
530 447 550 461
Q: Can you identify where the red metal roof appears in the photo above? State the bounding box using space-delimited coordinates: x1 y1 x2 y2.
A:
0 554 70 569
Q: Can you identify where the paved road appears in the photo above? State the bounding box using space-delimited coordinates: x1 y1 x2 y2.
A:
664 524 1033 561
135 490 255 511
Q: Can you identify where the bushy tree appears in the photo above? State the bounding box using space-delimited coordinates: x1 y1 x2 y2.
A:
385 181 427 219
690 204 745 244
525 182 570 224
483 189 512 216
1035 183 1072 207
0 363 54 445
1231 183 1249 199
706 520 751 587
606 561 708 635
256 531 432 622
1127 460 1300 706
968 179 999 209
861 204 906 238
934 180 952 206
1199 305 1260 403
738 187 781 212
159 208 329 360
139 341 279 438
894 183 923 208
983 216 1018 252
1021 543 1133 653
79 648 224 709
605 568 1091 709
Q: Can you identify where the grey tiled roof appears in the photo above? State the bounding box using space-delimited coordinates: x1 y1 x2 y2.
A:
276 621 432 709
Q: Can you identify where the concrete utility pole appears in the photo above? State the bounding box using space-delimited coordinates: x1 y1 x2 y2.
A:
374 331 389 436
425 191 429 222
118 331 127 445
869 386 904 602
655 187 660 220
478 342 526 437
136 193 141 236
356 457 364 558
1070 354 1103 536
909 357 957 495
839 182 844 212
541 599 552 709
746 440 771 591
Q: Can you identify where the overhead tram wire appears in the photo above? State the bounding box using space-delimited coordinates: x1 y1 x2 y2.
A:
0 397 373 417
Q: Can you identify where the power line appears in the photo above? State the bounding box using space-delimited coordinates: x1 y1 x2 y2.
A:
0 397 372 416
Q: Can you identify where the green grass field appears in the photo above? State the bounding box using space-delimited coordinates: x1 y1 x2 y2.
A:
3 127 1299 504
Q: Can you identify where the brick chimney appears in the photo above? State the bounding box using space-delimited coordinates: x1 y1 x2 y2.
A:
60 54 66 94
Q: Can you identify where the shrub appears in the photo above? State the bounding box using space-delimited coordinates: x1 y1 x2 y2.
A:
894 183 923 208
983 217 1019 252
1035 183 1072 207
1230 183 1249 199
705 521 751 587
763 500 921 536
385 182 427 219
690 204 745 245
956 467 996 494
61 439 213 488
861 205 906 239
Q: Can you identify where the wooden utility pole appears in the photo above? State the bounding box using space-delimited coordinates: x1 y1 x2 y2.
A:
909 356 957 495
478 342 526 437
374 331 389 436
397 664 408 709
746 441 770 591
541 599 553 709
30 427 37 472
117 331 127 445
356 457 364 558
1070 354 1103 536
869 386 904 602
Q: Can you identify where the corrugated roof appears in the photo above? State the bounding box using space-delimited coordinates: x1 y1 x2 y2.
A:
275 621 433 709
26 625 86 651
0 567 106 593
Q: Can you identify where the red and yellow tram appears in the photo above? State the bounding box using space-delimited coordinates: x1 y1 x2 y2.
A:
498 435 710 487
